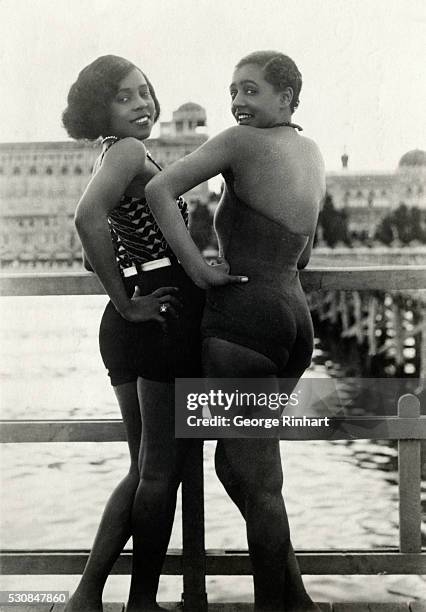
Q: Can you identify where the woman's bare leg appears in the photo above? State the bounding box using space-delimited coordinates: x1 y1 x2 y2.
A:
215 442 315 611
66 382 142 612
206 338 317 611
127 379 195 612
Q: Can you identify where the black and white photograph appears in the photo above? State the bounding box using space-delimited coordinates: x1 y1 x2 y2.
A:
0 1 425 610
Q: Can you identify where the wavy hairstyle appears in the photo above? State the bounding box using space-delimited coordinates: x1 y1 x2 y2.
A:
236 51 302 113
62 55 160 140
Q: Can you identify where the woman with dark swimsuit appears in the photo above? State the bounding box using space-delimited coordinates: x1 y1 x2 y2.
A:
146 51 326 611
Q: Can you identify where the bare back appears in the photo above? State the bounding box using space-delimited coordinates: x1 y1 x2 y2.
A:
229 126 325 236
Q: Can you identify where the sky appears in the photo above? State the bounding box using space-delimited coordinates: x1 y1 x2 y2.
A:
1 0 425 172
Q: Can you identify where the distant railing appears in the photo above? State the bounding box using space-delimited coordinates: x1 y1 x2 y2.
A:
1 267 425 612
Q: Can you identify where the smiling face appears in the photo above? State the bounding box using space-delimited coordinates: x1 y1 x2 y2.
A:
108 68 156 139
230 63 291 128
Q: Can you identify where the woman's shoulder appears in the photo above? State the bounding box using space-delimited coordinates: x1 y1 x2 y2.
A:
102 137 148 174
213 126 256 147
298 135 324 163
209 126 263 163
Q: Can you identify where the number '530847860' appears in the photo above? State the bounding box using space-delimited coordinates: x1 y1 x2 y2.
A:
0 591 68 605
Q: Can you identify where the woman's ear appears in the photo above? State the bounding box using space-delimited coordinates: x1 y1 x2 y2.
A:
280 86 294 109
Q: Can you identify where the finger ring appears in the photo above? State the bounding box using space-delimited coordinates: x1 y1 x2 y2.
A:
160 303 169 314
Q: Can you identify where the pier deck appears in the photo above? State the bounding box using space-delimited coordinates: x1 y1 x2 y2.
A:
1 603 425 612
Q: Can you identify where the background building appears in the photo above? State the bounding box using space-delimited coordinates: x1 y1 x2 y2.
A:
326 149 426 239
2 112 425 269
0 103 209 269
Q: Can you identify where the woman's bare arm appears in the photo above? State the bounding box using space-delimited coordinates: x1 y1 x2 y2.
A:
75 138 171 322
145 128 247 288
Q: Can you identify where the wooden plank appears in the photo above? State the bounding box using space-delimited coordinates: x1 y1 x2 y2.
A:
398 395 422 553
207 606 253 610
2 417 426 444
203 551 426 575
53 605 124 612
0 272 105 297
301 266 426 291
333 605 369 612
368 604 410 612
0 549 182 575
0 607 53 612
181 441 208 611
3 549 425 575
1 266 426 297
0 420 126 443
0 606 418 612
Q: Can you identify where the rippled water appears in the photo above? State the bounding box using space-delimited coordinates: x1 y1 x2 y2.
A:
0 295 424 603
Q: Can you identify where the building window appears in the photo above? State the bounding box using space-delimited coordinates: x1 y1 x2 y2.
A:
61 166 68 174
13 167 21 175
406 186 412 196
46 167 53 175
381 189 387 196
29 166 37 175
418 186 423 195
0 167 3 174
74 166 82 175
356 190 362 199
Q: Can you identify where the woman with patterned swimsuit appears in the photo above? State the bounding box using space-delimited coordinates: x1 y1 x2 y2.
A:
146 51 325 611
100 148 203 383
62 56 208 612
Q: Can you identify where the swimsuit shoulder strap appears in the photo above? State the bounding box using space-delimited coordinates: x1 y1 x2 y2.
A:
146 150 163 171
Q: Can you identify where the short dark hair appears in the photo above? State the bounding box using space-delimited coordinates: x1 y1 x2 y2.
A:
236 51 302 113
62 55 160 141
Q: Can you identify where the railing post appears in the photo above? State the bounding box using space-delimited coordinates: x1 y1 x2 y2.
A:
181 441 208 611
353 290 364 344
398 393 422 553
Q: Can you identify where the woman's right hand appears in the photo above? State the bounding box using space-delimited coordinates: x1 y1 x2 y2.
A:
193 261 248 290
121 286 182 327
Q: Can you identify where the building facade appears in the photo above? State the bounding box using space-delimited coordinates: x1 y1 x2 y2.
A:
0 103 209 268
326 150 426 238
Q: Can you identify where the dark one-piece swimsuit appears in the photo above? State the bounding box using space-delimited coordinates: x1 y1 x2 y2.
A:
202 173 314 378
